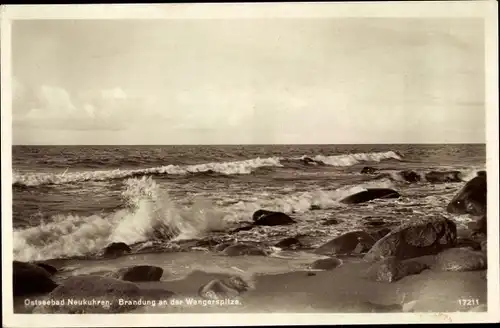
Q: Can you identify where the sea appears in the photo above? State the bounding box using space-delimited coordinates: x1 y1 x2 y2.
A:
12 144 486 263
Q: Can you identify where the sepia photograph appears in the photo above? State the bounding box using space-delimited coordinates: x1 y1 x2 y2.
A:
1 1 499 326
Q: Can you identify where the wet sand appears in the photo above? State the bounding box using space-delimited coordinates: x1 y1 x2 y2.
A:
14 251 487 314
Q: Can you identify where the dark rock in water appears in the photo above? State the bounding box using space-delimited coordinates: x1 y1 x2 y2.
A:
477 170 486 178
309 257 343 270
198 276 252 300
252 209 296 226
221 243 268 256
103 242 131 258
322 218 341 226
275 235 315 250
361 166 378 174
425 170 462 183
275 237 303 250
446 175 486 216
340 188 400 204
363 256 430 283
314 231 376 255
432 248 487 272
33 275 141 313
309 204 321 210
33 262 58 275
362 217 389 227
252 209 276 221
112 265 164 282
364 217 457 262
399 170 421 183
13 261 59 296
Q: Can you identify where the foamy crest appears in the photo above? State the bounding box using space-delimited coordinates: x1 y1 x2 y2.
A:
228 179 397 215
13 177 232 262
310 151 402 166
13 151 404 187
12 157 283 187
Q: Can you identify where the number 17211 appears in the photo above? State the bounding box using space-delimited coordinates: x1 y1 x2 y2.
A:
458 299 480 307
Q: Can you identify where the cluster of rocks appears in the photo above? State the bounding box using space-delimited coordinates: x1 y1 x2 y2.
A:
13 171 487 313
13 260 173 313
361 166 480 184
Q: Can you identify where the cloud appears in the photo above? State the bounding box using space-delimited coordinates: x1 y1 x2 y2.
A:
12 82 163 131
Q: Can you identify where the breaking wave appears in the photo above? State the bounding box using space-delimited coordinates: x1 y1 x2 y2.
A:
12 151 402 187
13 176 233 262
12 176 396 262
305 150 402 166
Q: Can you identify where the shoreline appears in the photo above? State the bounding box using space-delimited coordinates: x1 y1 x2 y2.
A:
13 248 487 314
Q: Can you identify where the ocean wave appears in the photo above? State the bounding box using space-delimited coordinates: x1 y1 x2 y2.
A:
12 176 397 262
13 176 234 262
12 151 403 187
12 157 283 187
306 150 403 166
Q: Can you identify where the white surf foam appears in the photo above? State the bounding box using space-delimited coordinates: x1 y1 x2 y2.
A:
12 176 397 262
13 176 232 262
12 151 403 187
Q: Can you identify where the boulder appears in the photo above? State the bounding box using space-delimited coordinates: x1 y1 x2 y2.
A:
33 275 142 313
321 218 342 226
363 256 430 283
275 237 303 250
425 171 462 183
198 276 253 300
432 248 487 272
111 265 164 282
252 210 296 226
102 242 131 258
33 262 58 275
340 188 400 204
221 243 268 256
361 167 378 174
13 261 59 296
364 217 457 262
309 257 343 270
399 170 421 183
446 174 486 216
314 231 376 255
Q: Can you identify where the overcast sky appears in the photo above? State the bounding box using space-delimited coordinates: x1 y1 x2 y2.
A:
12 18 485 145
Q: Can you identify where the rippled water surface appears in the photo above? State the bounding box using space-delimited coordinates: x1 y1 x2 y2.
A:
12 144 485 262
